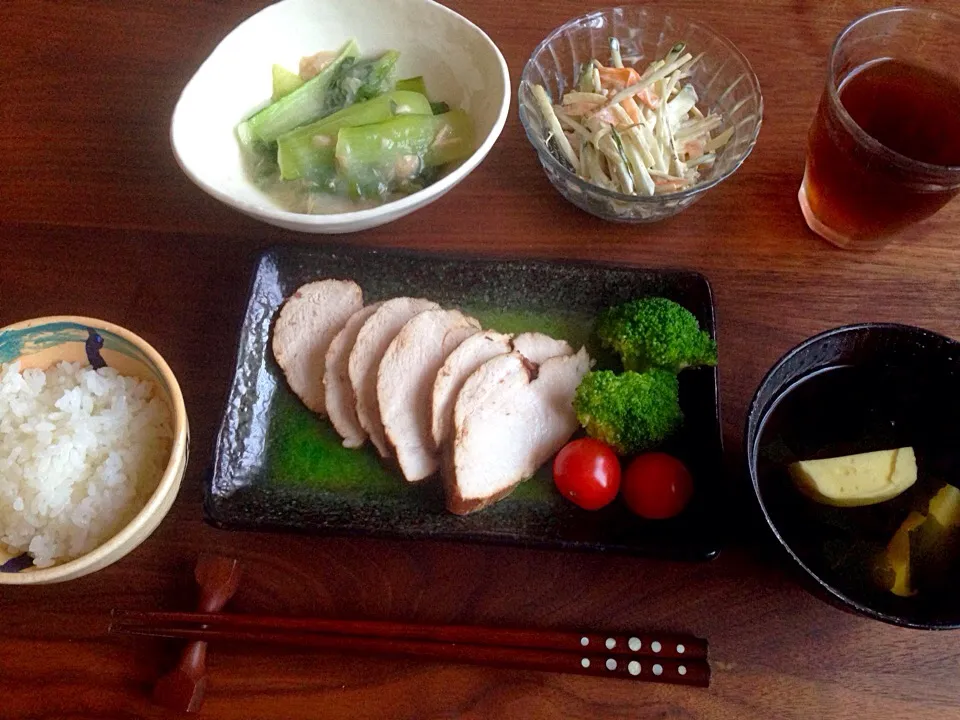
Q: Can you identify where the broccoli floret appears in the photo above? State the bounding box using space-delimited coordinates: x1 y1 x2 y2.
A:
596 297 717 373
573 370 683 454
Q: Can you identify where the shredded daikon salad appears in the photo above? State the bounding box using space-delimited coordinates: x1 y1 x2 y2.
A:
532 39 733 196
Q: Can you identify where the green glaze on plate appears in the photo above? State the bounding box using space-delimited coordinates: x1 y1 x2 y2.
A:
463 305 594 349
208 245 723 559
270 363 559 502
269 393 399 494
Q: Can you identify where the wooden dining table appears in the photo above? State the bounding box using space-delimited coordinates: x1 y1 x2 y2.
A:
2 0 959 717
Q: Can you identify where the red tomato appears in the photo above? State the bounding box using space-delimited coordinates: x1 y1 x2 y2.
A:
623 453 694 519
553 439 621 510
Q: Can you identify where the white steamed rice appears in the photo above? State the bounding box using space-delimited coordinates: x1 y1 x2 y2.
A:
0 360 173 568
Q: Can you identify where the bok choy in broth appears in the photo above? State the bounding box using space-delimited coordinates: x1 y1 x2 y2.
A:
237 39 475 214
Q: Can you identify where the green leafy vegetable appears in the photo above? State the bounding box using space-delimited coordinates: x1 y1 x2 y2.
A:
238 39 360 144
238 42 473 211
321 50 400 117
272 64 304 101
396 76 428 95
276 91 432 181
335 110 474 197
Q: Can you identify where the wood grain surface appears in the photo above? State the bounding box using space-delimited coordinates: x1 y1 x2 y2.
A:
1 0 959 718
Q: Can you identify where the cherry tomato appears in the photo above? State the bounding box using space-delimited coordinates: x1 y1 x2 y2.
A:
553 439 621 510
622 453 694 519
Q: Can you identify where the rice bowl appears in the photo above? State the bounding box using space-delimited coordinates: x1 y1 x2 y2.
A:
0 317 187 584
0 361 173 568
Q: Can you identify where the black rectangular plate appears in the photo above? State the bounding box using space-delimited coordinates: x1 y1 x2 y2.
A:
207 245 724 560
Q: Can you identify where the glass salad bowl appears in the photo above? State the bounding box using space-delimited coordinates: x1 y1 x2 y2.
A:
518 7 763 223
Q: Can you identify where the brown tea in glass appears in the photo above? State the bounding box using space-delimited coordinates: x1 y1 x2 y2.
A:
799 8 960 250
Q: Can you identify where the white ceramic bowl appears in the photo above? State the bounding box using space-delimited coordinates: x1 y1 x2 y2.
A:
171 0 510 234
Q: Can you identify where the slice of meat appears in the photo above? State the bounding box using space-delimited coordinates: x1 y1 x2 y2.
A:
272 280 363 415
451 353 526 437
512 332 574 364
348 297 439 457
430 330 513 449
324 302 383 448
447 347 591 515
431 331 574 449
378 309 481 482
299 51 337 81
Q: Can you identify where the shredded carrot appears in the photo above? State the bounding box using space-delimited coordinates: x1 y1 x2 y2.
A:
636 87 660 109
596 66 643 123
682 138 707 159
619 96 642 125
654 178 687 191
597 66 642 91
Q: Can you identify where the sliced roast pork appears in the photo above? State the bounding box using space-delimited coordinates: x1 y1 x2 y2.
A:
431 331 572 450
447 348 591 514
271 279 363 415
430 330 514 449
348 297 439 457
324 302 383 448
378 309 481 482
511 332 573 364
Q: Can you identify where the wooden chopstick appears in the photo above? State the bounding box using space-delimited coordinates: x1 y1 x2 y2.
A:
111 610 707 661
111 622 710 687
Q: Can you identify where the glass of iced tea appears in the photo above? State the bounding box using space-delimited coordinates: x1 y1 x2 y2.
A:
799 7 960 250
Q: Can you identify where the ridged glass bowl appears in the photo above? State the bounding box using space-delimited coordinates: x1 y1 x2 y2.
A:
518 7 763 223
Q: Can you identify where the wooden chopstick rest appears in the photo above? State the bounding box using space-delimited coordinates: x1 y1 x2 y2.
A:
149 554 242 713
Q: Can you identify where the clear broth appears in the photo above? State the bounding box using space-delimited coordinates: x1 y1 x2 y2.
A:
756 364 960 614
